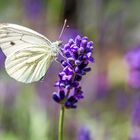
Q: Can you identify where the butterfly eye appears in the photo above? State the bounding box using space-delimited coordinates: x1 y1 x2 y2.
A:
58 41 63 47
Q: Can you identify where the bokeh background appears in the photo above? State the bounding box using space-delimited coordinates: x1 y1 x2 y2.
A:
0 0 140 140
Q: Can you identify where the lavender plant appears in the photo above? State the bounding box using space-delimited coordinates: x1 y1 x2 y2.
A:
52 35 94 140
125 46 140 88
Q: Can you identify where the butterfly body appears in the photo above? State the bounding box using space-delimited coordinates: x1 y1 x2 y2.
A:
0 23 62 83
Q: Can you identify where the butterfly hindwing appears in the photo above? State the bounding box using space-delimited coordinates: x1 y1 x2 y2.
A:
5 46 54 83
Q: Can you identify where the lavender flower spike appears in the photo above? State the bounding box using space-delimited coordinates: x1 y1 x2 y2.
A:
77 127 92 140
53 35 94 109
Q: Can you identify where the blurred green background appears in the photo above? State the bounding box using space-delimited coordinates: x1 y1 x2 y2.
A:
0 0 140 140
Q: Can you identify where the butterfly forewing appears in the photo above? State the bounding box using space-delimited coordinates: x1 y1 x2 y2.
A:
0 23 52 56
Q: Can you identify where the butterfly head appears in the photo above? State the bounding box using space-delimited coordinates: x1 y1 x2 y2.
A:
52 41 62 48
56 41 63 47
51 41 63 56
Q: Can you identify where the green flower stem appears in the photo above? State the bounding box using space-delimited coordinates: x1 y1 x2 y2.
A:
58 105 65 140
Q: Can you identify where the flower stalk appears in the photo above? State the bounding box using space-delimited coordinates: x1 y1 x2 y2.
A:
58 105 65 140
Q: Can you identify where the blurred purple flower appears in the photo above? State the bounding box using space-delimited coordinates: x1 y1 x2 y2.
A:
129 96 140 140
95 72 108 100
125 47 140 69
130 130 140 140
77 127 91 140
23 0 43 20
0 48 5 69
131 97 140 125
125 46 140 88
128 71 140 88
53 35 94 109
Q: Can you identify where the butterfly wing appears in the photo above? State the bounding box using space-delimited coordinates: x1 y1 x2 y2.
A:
0 23 56 83
5 46 54 83
0 23 52 56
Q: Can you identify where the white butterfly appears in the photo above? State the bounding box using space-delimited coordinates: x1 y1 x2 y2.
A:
0 23 62 83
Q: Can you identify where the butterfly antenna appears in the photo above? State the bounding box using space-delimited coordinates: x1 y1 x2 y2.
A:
59 19 67 39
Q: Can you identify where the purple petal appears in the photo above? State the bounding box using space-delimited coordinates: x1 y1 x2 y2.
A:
52 92 60 103
75 35 81 47
62 75 72 81
64 43 70 50
82 36 88 40
87 41 94 46
68 38 74 45
81 40 87 48
59 90 65 100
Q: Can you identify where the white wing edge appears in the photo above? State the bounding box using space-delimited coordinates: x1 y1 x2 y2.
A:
0 23 52 44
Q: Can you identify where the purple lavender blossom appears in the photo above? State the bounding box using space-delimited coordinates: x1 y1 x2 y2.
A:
77 127 91 140
125 46 140 88
53 35 94 108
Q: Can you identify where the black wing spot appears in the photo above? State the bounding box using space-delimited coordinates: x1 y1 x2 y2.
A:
10 41 15 45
